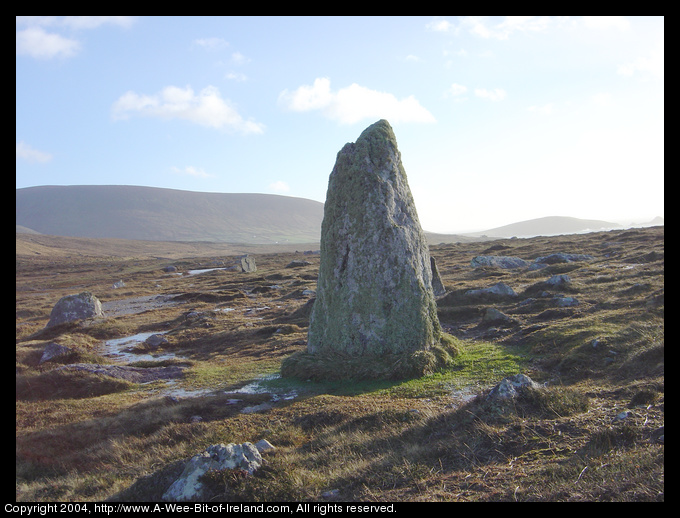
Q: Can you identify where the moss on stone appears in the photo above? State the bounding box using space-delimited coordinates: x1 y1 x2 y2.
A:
295 120 443 379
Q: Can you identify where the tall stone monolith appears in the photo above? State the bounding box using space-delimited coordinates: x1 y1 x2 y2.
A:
282 120 453 380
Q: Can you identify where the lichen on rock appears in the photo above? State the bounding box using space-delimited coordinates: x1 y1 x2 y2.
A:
282 120 452 380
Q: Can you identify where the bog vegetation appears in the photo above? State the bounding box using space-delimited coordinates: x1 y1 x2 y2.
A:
16 226 663 501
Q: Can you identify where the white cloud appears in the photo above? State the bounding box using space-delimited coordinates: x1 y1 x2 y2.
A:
448 83 468 96
112 85 265 134
171 166 214 178
16 26 80 59
474 88 507 101
463 16 551 40
226 72 248 82
16 141 53 163
16 16 134 59
278 77 435 125
426 19 454 32
194 37 230 51
618 37 664 79
231 51 250 65
582 16 630 31
269 180 290 193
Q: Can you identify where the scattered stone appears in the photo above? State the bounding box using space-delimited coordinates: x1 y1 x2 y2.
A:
39 342 73 364
431 257 446 297
286 260 311 268
254 439 276 454
189 415 202 423
545 274 571 287
481 308 516 326
162 443 262 502
162 265 178 273
283 120 442 380
240 255 257 273
471 256 529 269
555 296 579 307
46 291 104 328
145 333 168 348
466 282 517 299
487 374 542 400
612 411 631 422
112 280 126 289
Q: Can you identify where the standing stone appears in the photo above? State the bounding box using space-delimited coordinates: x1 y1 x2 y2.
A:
46 291 104 328
239 255 257 273
282 120 450 380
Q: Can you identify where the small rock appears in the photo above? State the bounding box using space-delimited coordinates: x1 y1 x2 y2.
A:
145 333 168 348
162 443 262 502
254 439 276 454
487 374 542 400
39 342 73 364
286 260 311 268
466 282 517 299
240 255 257 273
46 291 104 328
613 411 630 422
471 256 529 269
555 296 579 307
481 308 515 325
545 274 571 287
112 280 126 289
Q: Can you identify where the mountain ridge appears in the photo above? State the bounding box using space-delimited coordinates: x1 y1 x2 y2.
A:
16 185 324 244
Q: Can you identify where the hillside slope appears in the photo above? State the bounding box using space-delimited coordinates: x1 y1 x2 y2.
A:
474 215 622 238
16 185 324 244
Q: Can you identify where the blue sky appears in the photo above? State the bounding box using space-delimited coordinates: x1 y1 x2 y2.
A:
16 16 664 233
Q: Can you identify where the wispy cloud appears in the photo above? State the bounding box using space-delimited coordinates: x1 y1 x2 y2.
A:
447 83 468 96
474 88 507 101
16 16 135 59
426 19 454 33
618 37 664 79
171 166 214 178
193 37 229 51
112 85 265 134
582 16 630 31
278 77 435 124
16 141 53 163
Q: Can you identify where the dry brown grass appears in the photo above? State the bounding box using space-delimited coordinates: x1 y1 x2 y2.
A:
16 227 663 502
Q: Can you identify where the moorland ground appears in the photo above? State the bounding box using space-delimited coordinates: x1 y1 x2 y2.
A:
16 226 663 501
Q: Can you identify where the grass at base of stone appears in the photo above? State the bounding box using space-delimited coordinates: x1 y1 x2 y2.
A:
280 334 460 382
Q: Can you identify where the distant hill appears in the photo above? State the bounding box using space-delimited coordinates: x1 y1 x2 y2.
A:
16 185 324 244
469 216 623 238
